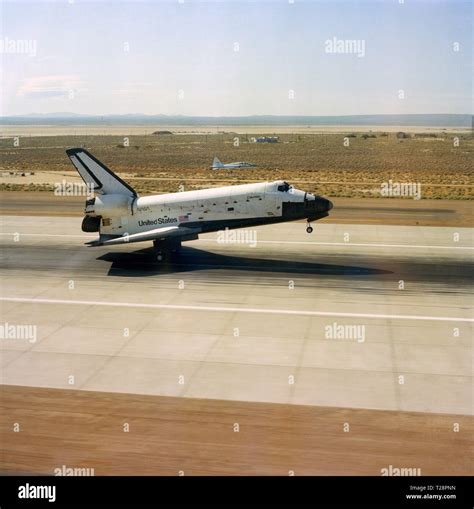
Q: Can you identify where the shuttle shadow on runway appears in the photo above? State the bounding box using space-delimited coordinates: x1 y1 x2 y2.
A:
97 246 392 277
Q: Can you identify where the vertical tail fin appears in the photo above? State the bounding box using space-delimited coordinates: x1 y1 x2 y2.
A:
66 148 137 197
212 156 223 169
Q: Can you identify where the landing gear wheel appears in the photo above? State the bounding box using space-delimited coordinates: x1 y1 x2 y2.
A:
153 238 182 264
155 251 169 263
306 225 313 234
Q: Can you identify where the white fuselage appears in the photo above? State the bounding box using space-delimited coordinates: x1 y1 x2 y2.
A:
87 180 328 237
213 162 256 169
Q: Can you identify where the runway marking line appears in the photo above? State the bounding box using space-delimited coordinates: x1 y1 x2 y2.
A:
198 239 474 250
0 232 472 250
1 296 473 323
0 233 92 238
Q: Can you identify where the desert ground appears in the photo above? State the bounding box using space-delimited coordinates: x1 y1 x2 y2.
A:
0 129 472 200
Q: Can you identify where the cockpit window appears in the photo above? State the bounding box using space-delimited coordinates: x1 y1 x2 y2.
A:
277 182 291 192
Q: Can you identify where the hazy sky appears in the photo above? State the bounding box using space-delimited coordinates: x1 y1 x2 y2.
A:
1 0 472 116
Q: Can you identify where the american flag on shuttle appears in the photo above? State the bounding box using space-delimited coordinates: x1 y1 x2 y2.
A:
179 215 189 222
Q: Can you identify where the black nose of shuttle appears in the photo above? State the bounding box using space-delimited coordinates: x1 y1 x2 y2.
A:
316 197 333 212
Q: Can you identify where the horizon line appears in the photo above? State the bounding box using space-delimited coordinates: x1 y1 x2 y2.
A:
3 113 472 118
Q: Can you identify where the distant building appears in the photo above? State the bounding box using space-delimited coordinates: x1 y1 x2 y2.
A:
255 136 279 143
396 132 410 139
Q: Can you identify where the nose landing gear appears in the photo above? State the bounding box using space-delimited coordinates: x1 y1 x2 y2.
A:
306 223 313 234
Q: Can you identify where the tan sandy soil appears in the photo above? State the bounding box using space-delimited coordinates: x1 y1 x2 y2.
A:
1 125 471 137
0 385 471 476
1 169 473 189
1 132 472 201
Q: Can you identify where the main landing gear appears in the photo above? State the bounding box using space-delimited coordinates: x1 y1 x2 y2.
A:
153 238 181 263
155 252 167 262
306 222 314 234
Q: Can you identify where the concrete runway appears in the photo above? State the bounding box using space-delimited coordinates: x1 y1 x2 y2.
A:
1 216 472 415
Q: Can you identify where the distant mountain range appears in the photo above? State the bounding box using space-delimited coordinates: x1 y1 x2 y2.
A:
1 113 472 127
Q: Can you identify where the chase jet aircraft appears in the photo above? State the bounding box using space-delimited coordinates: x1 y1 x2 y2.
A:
66 148 332 261
211 156 257 170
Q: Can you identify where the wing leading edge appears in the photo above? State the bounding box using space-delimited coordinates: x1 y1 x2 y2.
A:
87 225 200 246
